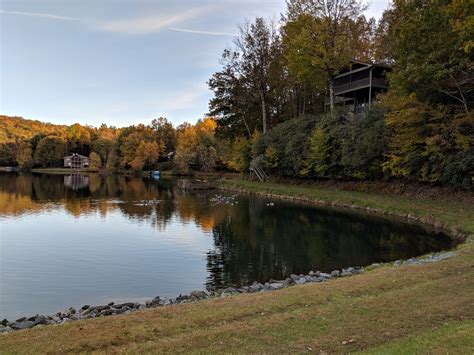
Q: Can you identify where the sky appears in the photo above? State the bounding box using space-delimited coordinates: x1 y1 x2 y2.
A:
0 0 391 127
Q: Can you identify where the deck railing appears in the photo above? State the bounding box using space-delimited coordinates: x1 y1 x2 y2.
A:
334 77 388 95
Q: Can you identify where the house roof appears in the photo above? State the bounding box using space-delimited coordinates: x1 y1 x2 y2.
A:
64 153 89 159
334 60 391 79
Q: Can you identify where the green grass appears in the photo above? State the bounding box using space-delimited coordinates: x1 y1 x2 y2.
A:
1 179 473 354
360 320 474 354
31 168 92 174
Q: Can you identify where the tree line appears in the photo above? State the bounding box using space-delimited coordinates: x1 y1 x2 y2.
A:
0 116 224 173
1 0 472 188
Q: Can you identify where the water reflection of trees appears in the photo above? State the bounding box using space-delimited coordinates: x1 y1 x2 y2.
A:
0 173 453 291
205 197 454 289
0 173 228 233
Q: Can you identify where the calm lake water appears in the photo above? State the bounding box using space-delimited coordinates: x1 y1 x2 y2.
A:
0 173 453 319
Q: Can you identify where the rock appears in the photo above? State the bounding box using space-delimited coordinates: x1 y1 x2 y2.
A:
98 309 114 317
107 302 114 306
0 326 13 333
163 298 174 305
340 271 352 277
27 315 38 322
190 290 209 300
91 305 110 312
11 321 35 330
15 317 27 323
331 270 341 277
236 287 247 293
394 260 402 266
290 274 300 281
221 287 240 297
295 278 306 285
85 310 98 319
269 282 284 290
320 273 332 279
285 277 294 285
176 294 190 302
34 315 47 325
138 304 146 311
114 302 136 309
81 305 90 310
250 282 264 292
149 297 162 307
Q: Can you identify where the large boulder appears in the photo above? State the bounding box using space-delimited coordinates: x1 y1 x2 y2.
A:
11 321 35 330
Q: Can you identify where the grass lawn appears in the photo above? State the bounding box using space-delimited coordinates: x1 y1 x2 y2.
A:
1 179 473 354
31 168 92 174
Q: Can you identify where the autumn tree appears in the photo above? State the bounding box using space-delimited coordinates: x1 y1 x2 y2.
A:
388 0 473 113
150 117 176 155
92 138 115 164
380 0 473 188
284 0 369 110
174 118 219 172
209 18 280 136
67 123 92 155
34 136 66 167
89 152 102 171
228 137 251 172
174 123 198 172
16 141 34 170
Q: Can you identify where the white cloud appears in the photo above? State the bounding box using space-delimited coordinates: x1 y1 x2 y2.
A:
169 27 236 37
96 7 208 34
0 10 80 21
0 5 222 36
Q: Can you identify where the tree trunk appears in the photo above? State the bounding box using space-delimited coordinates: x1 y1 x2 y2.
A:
260 90 267 134
328 74 335 112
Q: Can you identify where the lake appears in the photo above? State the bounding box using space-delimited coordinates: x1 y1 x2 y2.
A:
0 173 453 319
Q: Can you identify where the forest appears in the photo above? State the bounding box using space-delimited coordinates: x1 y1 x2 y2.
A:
0 0 472 188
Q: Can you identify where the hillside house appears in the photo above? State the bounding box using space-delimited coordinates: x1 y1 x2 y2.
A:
326 61 391 113
63 153 89 169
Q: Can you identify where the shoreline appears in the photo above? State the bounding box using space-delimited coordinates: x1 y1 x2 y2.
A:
218 179 470 244
1 179 473 353
0 251 455 334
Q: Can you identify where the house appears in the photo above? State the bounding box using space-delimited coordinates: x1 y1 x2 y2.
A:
326 61 391 113
63 153 89 169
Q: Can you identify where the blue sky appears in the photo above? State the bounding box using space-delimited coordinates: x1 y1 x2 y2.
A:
0 0 390 127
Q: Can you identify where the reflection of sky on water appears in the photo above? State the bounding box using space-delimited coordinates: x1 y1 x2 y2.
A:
1 209 213 319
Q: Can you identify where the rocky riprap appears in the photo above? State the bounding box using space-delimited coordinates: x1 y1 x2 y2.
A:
0 251 454 334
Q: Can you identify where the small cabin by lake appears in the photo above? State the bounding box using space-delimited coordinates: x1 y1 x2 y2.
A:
63 153 89 169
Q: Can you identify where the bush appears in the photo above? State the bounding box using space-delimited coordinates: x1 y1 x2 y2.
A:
258 115 319 176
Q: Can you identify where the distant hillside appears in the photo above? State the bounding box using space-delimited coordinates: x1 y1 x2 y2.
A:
0 115 68 144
